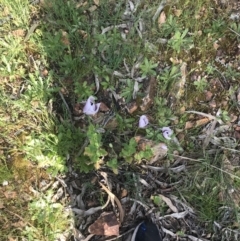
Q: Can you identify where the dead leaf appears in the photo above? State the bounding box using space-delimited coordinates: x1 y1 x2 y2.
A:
104 118 118 130
173 62 187 100
93 0 100 6
127 101 138 114
0 202 4 209
173 9 182 17
99 102 110 112
41 68 48 77
185 118 210 129
150 143 168 164
88 212 119 236
196 118 210 127
88 5 97 12
158 194 178 213
140 94 153 112
61 30 70 46
135 136 154 151
185 121 194 129
4 191 17 199
205 91 213 101
12 221 25 228
158 11 166 27
78 30 88 39
140 76 156 112
99 182 124 223
213 41 220 50
8 238 18 241
11 29 25 37
121 188 128 198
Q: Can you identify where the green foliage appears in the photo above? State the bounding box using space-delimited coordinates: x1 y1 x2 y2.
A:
1 0 240 238
57 122 85 157
74 80 94 101
107 158 118 174
23 133 66 176
121 79 135 102
120 137 153 163
120 138 137 163
224 66 240 81
154 97 175 126
134 145 153 163
167 28 193 53
229 22 240 40
140 58 158 77
23 192 71 241
193 77 209 92
0 164 12 183
25 72 55 103
160 15 181 38
94 65 112 90
205 18 227 37
219 110 230 122
80 124 108 172
157 65 181 94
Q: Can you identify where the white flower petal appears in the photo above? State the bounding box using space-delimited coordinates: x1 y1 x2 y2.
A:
162 127 173 140
83 96 100 115
139 115 149 128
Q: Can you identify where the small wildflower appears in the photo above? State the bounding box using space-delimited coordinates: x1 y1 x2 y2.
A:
160 143 168 150
139 115 149 128
83 96 101 115
162 127 173 140
2 180 8 186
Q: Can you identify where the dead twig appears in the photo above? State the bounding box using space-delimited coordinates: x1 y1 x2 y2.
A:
99 182 125 223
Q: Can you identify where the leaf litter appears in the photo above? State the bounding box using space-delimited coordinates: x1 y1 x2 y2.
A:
50 0 240 239
2 0 240 240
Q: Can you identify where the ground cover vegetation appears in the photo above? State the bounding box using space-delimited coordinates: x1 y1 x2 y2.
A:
0 0 240 240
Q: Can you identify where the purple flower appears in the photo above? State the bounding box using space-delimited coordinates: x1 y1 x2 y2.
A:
161 143 168 150
162 127 173 140
83 96 101 115
139 115 149 128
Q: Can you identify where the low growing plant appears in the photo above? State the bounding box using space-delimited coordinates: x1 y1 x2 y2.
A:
76 124 108 172
167 28 193 53
23 192 72 241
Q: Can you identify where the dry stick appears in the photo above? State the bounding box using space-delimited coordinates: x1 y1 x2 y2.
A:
228 27 240 37
99 182 125 223
58 89 73 123
24 21 40 42
152 0 167 21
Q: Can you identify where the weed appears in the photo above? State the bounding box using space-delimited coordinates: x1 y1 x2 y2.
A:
193 77 209 92
121 79 136 102
74 80 94 101
23 132 66 176
160 15 181 38
0 164 12 183
107 158 118 174
140 58 158 77
224 66 240 82
79 124 108 172
157 65 181 95
153 97 175 126
23 192 72 241
167 28 193 53
1 0 240 238
120 137 137 164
